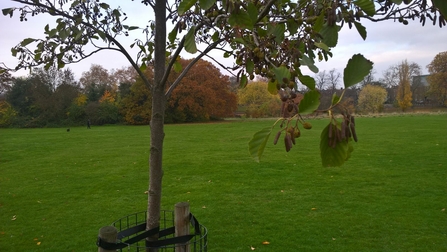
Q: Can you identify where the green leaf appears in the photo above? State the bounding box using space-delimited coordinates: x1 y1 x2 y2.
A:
168 27 178 44
184 26 197 54
320 122 354 167
97 30 107 41
228 10 254 29
239 75 248 88
287 19 299 34
320 24 338 48
246 60 254 74
249 127 273 162
2 8 14 17
299 55 319 73
298 75 316 90
390 0 403 4
343 54 373 88
354 0 376 16
273 66 291 86
353 21 367 40
247 2 258 24
299 90 320 114
99 3 110 9
433 0 447 18
314 42 329 51
140 62 147 71
11 48 17 57
20 38 35 47
268 79 278 95
173 60 182 73
199 0 216 10
267 23 286 44
178 0 197 15
314 11 325 32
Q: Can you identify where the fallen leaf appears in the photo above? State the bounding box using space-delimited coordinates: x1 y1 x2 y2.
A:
250 245 255 250
262 241 270 245
202 206 206 209
144 191 148 194
11 215 16 221
37 242 41 245
33 238 38 241
442 208 445 212
311 208 317 211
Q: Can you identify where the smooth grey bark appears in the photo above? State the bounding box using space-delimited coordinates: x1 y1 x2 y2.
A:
146 0 166 250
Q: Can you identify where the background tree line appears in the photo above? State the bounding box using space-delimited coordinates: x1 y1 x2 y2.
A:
0 58 238 127
240 51 447 117
1 52 446 127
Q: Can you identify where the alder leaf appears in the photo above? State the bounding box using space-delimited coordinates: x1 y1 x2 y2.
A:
353 21 367 40
343 54 373 89
178 0 197 15
184 26 197 54
249 127 273 162
298 75 316 90
299 90 320 114
199 0 216 11
433 0 447 18
354 0 376 16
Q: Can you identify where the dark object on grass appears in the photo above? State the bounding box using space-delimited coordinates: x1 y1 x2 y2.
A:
67 128 70 132
87 119 91 129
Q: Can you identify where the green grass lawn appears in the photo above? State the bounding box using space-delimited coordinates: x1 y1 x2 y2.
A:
1 114 446 251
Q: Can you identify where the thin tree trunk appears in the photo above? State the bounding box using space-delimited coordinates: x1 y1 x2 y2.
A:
146 0 166 251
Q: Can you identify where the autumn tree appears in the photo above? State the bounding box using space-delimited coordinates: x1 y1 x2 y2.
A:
2 0 446 248
395 60 414 111
166 58 237 122
238 81 281 118
427 51 447 106
80 64 114 102
358 84 387 113
120 71 153 125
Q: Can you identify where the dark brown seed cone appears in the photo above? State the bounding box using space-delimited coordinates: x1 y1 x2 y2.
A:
285 133 292 152
341 121 346 139
287 103 294 112
350 123 358 142
273 131 282 145
291 133 296 145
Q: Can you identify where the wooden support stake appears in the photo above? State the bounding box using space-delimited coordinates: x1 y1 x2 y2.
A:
175 202 190 252
98 226 118 252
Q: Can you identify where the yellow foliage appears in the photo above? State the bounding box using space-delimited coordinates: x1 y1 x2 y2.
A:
358 85 387 113
396 60 413 111
0 101 17 126
74 94 88 106
99 90 115 104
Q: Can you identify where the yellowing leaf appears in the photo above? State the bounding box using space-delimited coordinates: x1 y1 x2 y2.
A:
262 241 270 245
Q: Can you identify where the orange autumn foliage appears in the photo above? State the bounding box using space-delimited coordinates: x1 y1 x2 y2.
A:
166 59 237 122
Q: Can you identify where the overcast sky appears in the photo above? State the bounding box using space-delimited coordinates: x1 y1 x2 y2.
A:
1 1 446 81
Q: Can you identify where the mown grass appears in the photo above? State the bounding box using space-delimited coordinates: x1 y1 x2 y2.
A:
0 114 446 251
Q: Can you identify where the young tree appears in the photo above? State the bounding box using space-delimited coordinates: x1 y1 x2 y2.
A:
396 60 414 111
427 51 447 106
357 84 387 113
2 0 446 249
